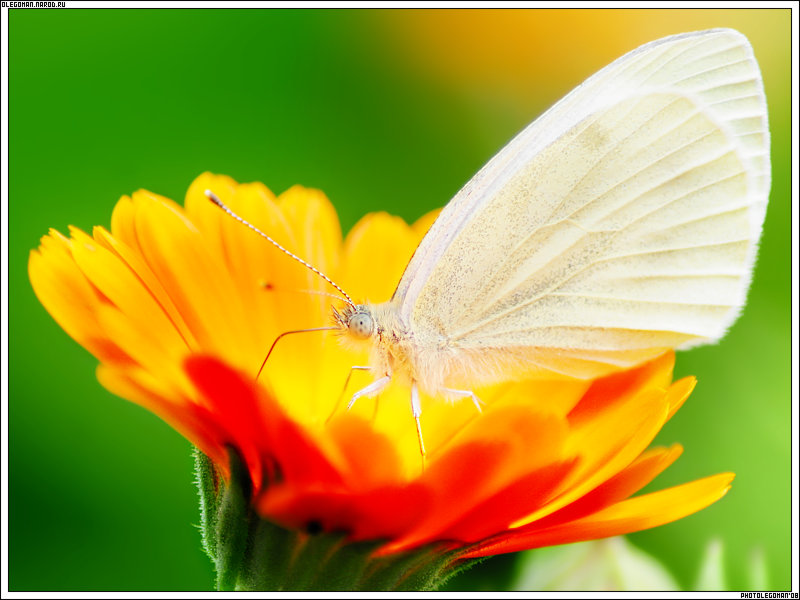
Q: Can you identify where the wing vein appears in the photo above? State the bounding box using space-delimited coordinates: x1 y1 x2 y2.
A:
705 92 762 106
638 39 741 84
547 292 735 308
452 239 748 340
670 58 754 85
537 96 687 228
563 129 731 225
644 203 752 234
464 167 747 328
597 169 747 234
694 76 757 92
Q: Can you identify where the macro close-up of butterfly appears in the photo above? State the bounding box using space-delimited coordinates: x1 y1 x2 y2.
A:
208 28 770 457
11 9 788 592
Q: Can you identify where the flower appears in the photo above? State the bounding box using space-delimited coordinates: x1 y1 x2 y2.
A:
29 173 733 588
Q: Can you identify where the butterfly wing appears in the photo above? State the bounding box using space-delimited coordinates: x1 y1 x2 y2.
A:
392 29 770 379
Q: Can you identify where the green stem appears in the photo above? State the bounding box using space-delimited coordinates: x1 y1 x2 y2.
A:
193 448 479 591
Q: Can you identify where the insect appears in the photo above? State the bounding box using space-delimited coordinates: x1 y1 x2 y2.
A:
209 28 770 459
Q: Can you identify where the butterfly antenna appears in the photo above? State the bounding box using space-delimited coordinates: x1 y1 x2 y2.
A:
205 190 355 307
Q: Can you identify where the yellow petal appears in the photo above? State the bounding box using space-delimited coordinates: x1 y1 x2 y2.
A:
340 212 419 303
68 226 189 360
130 190 257 370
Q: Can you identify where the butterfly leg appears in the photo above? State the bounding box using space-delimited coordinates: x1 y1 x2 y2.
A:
326 365 372 423
441 387 484 413
411 381 426 460
348 374 391 410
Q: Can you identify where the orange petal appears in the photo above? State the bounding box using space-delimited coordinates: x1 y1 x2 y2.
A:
461 473 735 558
68 226 189 364
29 230 130 363
92 225 199 352
381 409 569 553
110 195 141 253
566 352 674 427
325 415 405 488
431 460 577 545
512 387 670 528
666 376 696 421
131 191 256 369
528 444 684 530
377 440 511 554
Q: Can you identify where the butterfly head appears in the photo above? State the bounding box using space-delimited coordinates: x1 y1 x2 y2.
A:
333 304 376 340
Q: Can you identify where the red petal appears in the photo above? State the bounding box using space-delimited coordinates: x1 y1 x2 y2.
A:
185 356 344 495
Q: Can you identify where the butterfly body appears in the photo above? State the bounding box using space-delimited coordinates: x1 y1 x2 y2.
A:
334 302 466 396
338 296 673 408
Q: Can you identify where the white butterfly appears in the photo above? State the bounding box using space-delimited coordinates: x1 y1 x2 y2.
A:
210 28 770 457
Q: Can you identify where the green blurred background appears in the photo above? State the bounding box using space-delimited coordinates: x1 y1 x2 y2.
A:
9 8 790 591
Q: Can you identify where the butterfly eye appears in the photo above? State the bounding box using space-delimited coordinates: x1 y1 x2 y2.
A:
348 311 374 339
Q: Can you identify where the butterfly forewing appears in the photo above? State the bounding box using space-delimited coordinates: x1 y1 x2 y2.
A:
391 29 769 379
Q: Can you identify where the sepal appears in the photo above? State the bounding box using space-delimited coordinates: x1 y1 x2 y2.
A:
194 447 479 591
